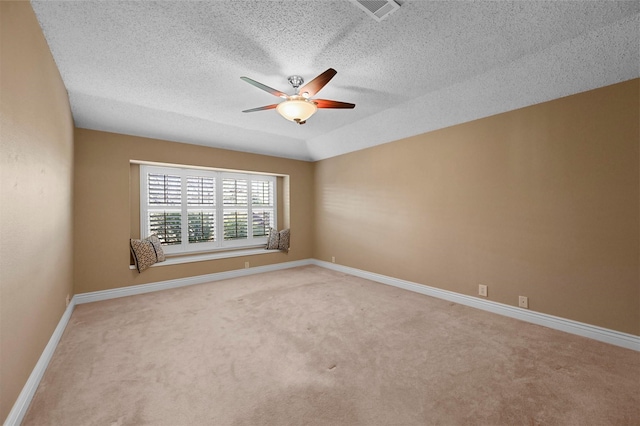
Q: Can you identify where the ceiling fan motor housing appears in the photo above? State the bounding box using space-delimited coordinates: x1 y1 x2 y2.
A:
287 75 304 93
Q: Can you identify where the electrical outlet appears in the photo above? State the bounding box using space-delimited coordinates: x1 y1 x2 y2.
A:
478 284 488 297
244 262 250 269
65 294 70 307
331 256 336 263
519 296 529 309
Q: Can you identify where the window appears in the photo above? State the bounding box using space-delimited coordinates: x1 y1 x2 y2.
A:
141 165 276 254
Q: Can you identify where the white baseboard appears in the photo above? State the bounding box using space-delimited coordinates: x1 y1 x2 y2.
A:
75 259 313 305
7 257 638 426
311 259 640 352
5 259 311 425
3 298 76 426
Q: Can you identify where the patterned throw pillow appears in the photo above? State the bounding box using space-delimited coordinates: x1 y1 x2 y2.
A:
278 228 290 251
146 234 165 262
130 234 165 272
266 227 280 250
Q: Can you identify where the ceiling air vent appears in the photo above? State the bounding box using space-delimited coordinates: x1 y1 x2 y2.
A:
349 0 400 22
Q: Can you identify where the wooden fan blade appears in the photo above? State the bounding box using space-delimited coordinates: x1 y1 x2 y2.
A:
240 77 288 98
242 104 279 113
298 68 337 98
313 99 355 109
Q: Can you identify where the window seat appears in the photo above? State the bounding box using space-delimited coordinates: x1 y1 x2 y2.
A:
129 247 281 269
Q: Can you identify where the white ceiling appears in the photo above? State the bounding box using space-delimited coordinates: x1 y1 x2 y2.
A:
31 1 639 161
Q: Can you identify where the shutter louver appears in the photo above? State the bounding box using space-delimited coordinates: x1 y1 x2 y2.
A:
148 173 181 205
188 210 215 243
149 211 181 244
223 210 248 240
223 178 248 206
251 180 272 206
252 209 273 237
187 176 215 206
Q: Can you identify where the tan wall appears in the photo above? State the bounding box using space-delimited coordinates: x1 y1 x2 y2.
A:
0 2 75 421
74 129 314 294
314 80 639 336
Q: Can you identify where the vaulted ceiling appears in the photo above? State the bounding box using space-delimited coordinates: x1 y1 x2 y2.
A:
31 1 639 161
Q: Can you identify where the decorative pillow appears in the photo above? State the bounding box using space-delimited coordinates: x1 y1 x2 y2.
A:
266 227 280 250
146 234 165 262
130 235 165 272
278 228 290 251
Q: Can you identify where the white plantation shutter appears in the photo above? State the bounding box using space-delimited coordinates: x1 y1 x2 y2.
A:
146 172 182 245
223 209 248 240
187 176 215 205
187 176 215 243
252 209 273 238
141 165 276 254
149 211 182 245
188 211 215 243
148 173 181 205
251 179 274 237
252 180 272 205
223 178 248 240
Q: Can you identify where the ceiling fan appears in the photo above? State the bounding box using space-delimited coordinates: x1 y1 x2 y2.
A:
241 68 355 125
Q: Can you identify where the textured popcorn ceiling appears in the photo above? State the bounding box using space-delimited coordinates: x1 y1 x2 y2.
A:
31 1 639 161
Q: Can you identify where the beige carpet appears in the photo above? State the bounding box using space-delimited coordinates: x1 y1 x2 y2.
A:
24 266 639 425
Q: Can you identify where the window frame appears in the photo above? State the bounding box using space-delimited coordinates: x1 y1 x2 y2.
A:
140 164 276 255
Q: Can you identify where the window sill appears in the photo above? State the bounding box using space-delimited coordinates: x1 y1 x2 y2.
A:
129 247 283 269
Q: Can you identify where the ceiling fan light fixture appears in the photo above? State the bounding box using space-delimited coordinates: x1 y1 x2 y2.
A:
241 68 354 123
276 97 317 124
